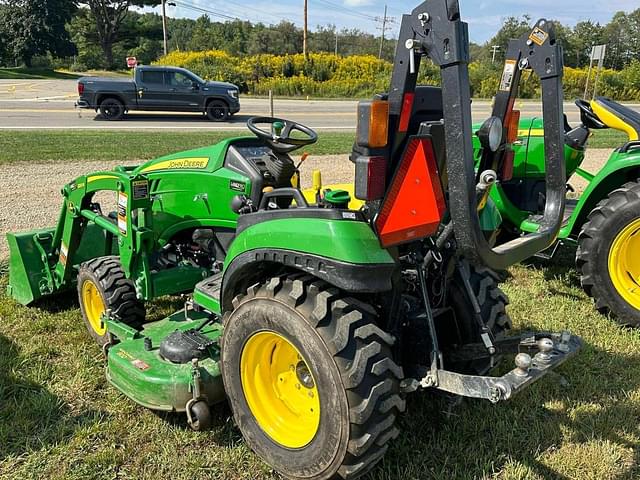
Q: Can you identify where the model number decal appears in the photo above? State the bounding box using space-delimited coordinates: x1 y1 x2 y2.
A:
230 180 246 192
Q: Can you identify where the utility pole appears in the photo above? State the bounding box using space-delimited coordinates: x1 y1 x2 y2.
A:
303 0 309 60
161 0 169 56
335 29 338 56
378 5 388 59
491 45 500 63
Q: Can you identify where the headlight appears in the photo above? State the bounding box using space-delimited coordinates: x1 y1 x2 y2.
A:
228 89 239 99
477 116 503 152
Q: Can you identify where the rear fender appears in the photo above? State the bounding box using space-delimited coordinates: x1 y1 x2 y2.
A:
221 215 396 311
566 150 640 236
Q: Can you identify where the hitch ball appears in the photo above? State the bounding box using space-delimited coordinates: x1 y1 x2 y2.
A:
514 353 532 376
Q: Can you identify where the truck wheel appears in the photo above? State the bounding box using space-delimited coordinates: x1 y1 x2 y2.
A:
99 98 125 121
447 261 512 373
206 101 229 122
577 181 640 326
77 256 145 346
221 275 405 480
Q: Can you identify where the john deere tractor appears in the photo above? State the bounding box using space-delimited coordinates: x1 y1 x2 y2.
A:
468 96 640 326
6 2 580 478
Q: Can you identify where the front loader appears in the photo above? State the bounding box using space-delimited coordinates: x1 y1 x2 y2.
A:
7 1 580 478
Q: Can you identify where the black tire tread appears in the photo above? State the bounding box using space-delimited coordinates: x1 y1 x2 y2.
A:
576 181 640 323
80 256 145 326
226 274 405 480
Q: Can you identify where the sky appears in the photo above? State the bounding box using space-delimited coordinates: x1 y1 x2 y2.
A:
151 0 639 44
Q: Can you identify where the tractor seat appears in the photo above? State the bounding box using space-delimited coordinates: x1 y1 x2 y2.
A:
590 97 640 141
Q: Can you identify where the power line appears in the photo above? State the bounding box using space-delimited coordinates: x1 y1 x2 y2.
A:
312 0 379 22
171 0 238 21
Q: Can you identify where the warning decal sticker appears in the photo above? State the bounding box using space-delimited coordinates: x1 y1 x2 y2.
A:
118 191 128 236
132 180 149 200
529 26 549 46
59 242 68 266
499 60 516 92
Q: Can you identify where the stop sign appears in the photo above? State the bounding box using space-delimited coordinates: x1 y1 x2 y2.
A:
126 57 137 68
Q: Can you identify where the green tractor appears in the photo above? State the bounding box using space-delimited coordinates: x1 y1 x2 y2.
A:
6 2 580 478
471 94 640 325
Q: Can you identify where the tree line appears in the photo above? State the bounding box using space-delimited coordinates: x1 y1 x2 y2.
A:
0 0 638 72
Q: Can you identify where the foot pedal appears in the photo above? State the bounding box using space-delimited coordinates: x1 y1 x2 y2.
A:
194 272 223 314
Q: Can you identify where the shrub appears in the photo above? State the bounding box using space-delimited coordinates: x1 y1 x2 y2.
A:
154 49 640 101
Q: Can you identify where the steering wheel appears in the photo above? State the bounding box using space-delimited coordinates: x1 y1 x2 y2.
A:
575 99 607 130
247 117 318 153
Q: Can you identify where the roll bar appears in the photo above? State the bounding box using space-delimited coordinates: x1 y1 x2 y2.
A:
384 0 566 270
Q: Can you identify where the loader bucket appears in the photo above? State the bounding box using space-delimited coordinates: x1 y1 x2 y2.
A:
7 222 114 305
6 227 56 305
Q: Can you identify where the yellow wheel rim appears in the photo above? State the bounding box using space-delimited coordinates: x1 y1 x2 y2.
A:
608 218 640 310
240 331 320 449
81 279 107 336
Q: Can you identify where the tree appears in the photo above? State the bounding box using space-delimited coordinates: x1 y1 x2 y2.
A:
571 21 605 68
78 0 159 68
487 15 532 62
0 0 76 67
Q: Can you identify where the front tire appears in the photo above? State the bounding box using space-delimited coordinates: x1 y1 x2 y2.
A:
205 100 229 122
77 256 145 346
577 181 640 325
221 275 405 480
99 98 125 121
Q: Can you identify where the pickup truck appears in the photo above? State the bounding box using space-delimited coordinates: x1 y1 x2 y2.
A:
76 66 241 122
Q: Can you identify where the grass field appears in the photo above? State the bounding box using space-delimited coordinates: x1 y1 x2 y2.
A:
0 128 629 165
1 250 640 479
0 68 130 80
0 68 82 80
0 126 639 479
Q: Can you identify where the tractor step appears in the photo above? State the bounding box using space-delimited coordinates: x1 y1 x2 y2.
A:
403 331 581 403
527 199 578 229
193 272 223 315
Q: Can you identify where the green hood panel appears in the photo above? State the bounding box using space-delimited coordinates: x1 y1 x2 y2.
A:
225 218 395 268
134 137 253 175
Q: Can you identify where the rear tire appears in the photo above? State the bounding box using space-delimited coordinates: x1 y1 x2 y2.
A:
221 274 405 480
446 261 512 373
77 256 145 346
99 98 125 121
577 181 640 326
206 100 229 122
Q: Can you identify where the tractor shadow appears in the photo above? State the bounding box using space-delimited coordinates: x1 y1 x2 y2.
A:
156 400 243 447
367 341 640 480
521 244 585 298
0 333 105 461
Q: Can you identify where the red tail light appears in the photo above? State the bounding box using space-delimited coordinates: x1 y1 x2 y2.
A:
78 82 85 96
355 156 386 201
375 138 445 248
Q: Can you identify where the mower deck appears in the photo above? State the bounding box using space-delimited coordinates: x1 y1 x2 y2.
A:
106 308 225 412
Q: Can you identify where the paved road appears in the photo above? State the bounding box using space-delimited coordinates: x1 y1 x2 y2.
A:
1 79 638 131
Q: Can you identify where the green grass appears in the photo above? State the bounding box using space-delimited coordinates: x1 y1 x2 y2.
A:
588 129 629 148
1 249 639 479
0 68 84 80
0 129 629 166
0 68 131 80
0 131 355 164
